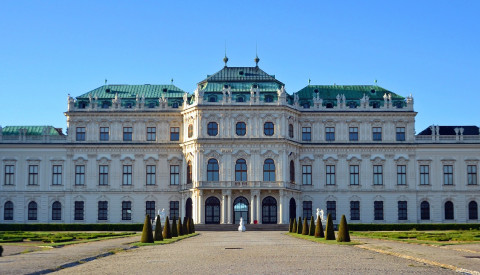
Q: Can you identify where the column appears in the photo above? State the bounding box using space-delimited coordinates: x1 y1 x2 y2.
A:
198 190 203 224
256 193 261 224
250 192 255 224
181 193 186 219
221 192 227 224
227 192 232 224
279 190 284 224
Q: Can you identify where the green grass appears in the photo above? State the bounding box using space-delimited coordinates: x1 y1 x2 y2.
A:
132 233 198 246
351 230 480 245
0 231 137 246
285 233 360 245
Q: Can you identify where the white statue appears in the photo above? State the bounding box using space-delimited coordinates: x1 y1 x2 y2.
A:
155 208 166 225
238 217 246 232
316 208 325 224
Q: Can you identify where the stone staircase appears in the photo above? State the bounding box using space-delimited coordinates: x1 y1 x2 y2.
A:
195 224 289 231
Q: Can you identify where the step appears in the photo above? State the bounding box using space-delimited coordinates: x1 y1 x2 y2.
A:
195 224 289 231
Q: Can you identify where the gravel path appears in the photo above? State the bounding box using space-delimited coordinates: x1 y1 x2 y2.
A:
52 232 454 275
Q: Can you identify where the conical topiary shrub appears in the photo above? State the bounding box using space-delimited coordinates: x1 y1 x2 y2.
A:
177 217 183 236
163 216 172 239
292 218 297 233
302 217 308 235
171 217 178 237
325 213 335 240
140 215 154 243
154 215 163 241
186 217 192 234
289 218 293 232
297 217 303 235
191 218 196 233
309 215 315 236
314 215 324 238
183 217 188 235
0 245 3 257
337 215 351 242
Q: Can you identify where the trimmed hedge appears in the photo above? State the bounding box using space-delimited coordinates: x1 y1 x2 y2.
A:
0 245 3 257
140 215 154 243
348 223 480 231
325 213 335 240
337 215 350 242
0 223 142 231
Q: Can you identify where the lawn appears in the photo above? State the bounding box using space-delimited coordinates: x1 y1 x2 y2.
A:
351 230 480 245
132 233 198 246
285 233 360 245
0 231 136 246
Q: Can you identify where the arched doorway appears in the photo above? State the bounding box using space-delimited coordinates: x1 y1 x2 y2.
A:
262 196 277 224
234 196 249 224
185 198 192 219
205 197 220 224
289 198 296 221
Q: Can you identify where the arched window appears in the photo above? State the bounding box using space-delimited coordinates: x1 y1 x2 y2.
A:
236 122 246 136
235 159 247 181
264 122 274 136
207 159 219 181
469 201 478 220
28 201 37 220
290 160 295 183
420 201 430 220
445 201 454 220
188 124 193 138
4 201 13 220
288 124 294 138
52 201 61 221
187 161 192 184
265 95 273 102
263 159 275 181
207 122 218 136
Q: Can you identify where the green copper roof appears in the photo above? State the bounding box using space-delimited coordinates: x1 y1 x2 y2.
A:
199 66 284 85
76 84 186 99
200 82 282 93
2 126 64 136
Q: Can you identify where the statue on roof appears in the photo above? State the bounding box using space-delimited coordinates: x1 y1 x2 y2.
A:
294 93 299 104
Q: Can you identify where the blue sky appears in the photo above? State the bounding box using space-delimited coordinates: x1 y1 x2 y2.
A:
1 1 479 133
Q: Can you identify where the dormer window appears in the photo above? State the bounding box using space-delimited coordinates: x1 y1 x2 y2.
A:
224 85 229 89
78 102 86 109
264 95 273 102
162 88 168 92
395 101 403 108
102 101 110 109
371 89 376 94
172 102 179 108
371 102 380 108
236 96 245 103
326 102 333 108
348 102 357 109
238 71 244 76
303 103 310 109
208 96 217 102
252 84 258 89
125 102 133 108
148 102 155 108
314 89 319 93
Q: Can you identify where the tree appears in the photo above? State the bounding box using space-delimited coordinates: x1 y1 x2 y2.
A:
325 213 335 240
314 215 324 238
302 217 308 235
140 215 154 243
154 215 163 241
171 217 178 237
337 215 351 242
289 218 293 232
163 216 172 239
292 218 297 233
177 217 183 236
297 217 303 235
309 215 315 236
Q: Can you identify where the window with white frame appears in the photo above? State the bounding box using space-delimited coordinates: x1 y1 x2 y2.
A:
349 127 358 141
326 165 335 185
397 165 407 185
396 127 405 141
468 165 477 185
302 127 311 141
123 127 133 141
98 201 108 220
443 165 453 185
147 127 156 141
76 127 86 141
123 165 132 185
374 201 383 220
170 201 179 220
75 165 85 185
74 201 84 220
122 201 132 220
146 165 156 185
146 201 155 219
373 165 383 185
349 165 359 185
350 201 360 220
99 165 108 186
420 165 429 185
325 127 335 141
28 165 39 185
52 165 62 185
100 127 109 141
4 165 15 185
302 165 312 185
327 201 336 220
398 201 407 220
170 165 179 185
372 127 382 141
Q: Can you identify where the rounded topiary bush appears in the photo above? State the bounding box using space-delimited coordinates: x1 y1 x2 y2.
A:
292 218 297 233
140 215 154 243
309 216 315 236
297 217 303 235
171 217 178 237
154 215 163 241
315 215 324 238
337 215 351 242
163 216 172 239
325 213 335 240
302 217 308 235
177 217 183 236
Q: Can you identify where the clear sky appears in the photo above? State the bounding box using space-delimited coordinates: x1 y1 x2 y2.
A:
1 1 479 134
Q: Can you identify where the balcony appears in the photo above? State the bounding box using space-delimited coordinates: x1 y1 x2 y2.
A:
192 181 300 191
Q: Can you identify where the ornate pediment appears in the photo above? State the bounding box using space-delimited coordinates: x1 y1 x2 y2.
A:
233 149 249 160
205 150 222 160
261 150 278 159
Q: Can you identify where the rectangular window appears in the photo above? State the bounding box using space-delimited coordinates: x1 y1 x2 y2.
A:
373 165 383 185
75 165 85 185
349 127 358 141
100 127 109 141
98 201 108 220
467 165 477 185
349 165 359 185
327 201 336 220
397 165 407 185
302 165 312 185
350 201 360 220
170 165 179 185
76 127 86 141
372 127 382 141
28 165 38 185
4 202 13 220
302 127 311 141
420 165 429 185
303 201 312 219
52 165 62 185
146 201 155 219
396 127 405 141
123 165 132 185
147 127 156 141
374 201 384 220
4 165 15 185
123 127 133 141
122 201 132 220
443 165 453 185
326 165 335 185
325 127 335 141
74 201 84 220
99 165 108 186
398 201 408 220
170 127 179 141
170 201 179 220
146 165 156 185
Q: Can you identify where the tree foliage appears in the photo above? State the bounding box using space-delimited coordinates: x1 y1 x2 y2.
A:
140 215 154 243
337 215 351 242
154 215 163 241
325 213 335 240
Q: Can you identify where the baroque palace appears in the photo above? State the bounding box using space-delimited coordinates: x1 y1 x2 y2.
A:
1 58 479 225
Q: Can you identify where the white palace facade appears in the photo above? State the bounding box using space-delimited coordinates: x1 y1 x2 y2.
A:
1 59 479 225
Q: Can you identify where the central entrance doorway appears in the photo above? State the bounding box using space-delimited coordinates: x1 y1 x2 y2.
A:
289 198 296 221
186 198 192 219
205 196 220 224
233 196 249 224
262 196 277 224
